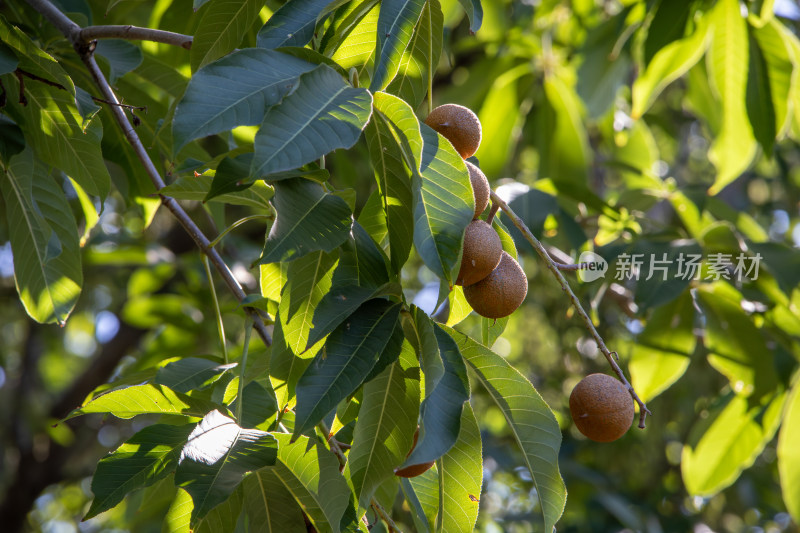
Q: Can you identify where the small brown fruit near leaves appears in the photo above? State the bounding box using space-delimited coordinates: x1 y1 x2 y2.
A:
463 251 527 318
395 427 434 478
456 220 502 286
424 104 481 159
569 373 634 442
466 161 489 219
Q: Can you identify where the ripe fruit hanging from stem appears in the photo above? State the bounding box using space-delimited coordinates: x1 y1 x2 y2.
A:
424 103 482 159
464 251 528 319
456 219 502 287
466 161 490 219
569 373 634 442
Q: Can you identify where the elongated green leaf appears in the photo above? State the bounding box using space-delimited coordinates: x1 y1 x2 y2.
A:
67 384 218 420
172 49 317 153
333 220 391 288
160 173 274 210
370 0 426 91
386 0 443 109
403 309 469 467
540 74 591 189
271 251 337 407
242 468 306 532
628 292 695 402
643 0 693 65
682 390 786 496
156 357 237 394
437 403 481 533
456 0 482 32
696 282 778 397
631 12 711 118
746 32 776 154
269 434 352 533
451 327 566 533
707 0 757 194
330 0 380 88
229 381 280 429
191 0 262 71
0 16 74 93
258 0 340 49
1 149 82 325
95 39 143 83
753 19 794 139
164 485 245 533
294 300 402 438
175 410 278 523
402 467 439 532
365 108 414 274
1 75 110 198
86 423 193 519
346 338 420 508
0 41 17 75
259 178 352 264
778 378 800 523
252 65 373 177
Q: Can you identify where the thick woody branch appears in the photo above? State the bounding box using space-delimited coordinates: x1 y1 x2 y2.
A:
491 191 651 429
80 25 192 49
28 0 272 347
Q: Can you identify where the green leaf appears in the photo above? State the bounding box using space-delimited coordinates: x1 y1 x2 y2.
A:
696 282 778 397
345 338 420 508
268 433 353 533
1 75 110 199
682 390 786 496
452 327 566 533
270 251 337 407
257 0 340 48
370 0 427 91
0 41 18 75
746 32 777 154
403 309 469 467
242 468 306 531
333 220 391 288
156 357 237 394
631 12 711 119
160 173 274 210
67 384 219 420
85 423 193 519
437 403 482 533
752 19 794 139
643 0 693 65
0 116 25 164
707 0 757 195
628 292 696 402
259 178 352 264
0 148 82 325
330 0 381 88
456 0 482 32
401 467 439 532
172 49 317 153
191 0 262 71
386 0 443 110
0 16 74 93
194 487 243 533
95 39 143 83
229 381 280 429
294 300 402 438
577 12 632 119
175 410 278 523
251 65 373 177
778 378 800 524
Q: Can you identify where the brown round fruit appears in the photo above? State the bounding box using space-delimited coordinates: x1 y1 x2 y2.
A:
424 104 482 159
395 427 435 478
569 373 634 442
466 161 490 219
463 251 527 318
456 220 502 286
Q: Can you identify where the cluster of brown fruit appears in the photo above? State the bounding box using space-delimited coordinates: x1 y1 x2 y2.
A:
424 104 528 319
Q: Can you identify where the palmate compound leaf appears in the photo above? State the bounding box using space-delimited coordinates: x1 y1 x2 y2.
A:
252 65 372 178
85 423 194 519
172 48 317 153
401 308 469 468
345 334 420 508
372 92 474 285
0 148 82 325
258 177 352 264
437 403 482 533
446 326 567 533
175 410 278 523
293 299 402 439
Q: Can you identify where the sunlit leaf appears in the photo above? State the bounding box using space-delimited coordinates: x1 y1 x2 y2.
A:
67 384 219 420
156 357 237 394
242 468 306 531
0 16 74 92
778 378 800 524
330 0 381 87
437 403 482 533
456 0 482 32
191 0 262 71
401 466 439 532
370 0 426 91
257 0 342 49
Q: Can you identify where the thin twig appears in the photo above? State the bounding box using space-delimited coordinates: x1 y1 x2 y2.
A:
80 25 193 49
554 262 591 271
491 191 651 428
28 0 273 347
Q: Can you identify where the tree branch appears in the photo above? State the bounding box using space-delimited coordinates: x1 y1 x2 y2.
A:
28 0 273 348
80 25 193 49
491 191 651 428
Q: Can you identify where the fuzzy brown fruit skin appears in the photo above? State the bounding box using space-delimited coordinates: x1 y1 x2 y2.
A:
569 373 634 442
463 251 527 318
456 220 502 287
466 161 490 219
424 104 482 159
395 428 435 478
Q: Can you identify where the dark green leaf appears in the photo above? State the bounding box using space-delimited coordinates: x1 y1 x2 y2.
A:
257 0 340 49
0 40 18 75
156 357 237 394
370 0 427 91
242 468 306 531
0 16 74 92
229 381 279 429
746 32 776 154
401 467 439 532
456 0 482 32
95 39 143 83
160 172 274 210
0 116 25 164
643 0 692 65
191 0 262 71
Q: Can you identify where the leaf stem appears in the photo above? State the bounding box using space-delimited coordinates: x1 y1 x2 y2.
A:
490 190 651 428
236 316 254 424
202 255 228 363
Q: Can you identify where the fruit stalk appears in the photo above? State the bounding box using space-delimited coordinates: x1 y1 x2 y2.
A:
489 191 651 429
